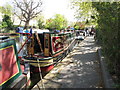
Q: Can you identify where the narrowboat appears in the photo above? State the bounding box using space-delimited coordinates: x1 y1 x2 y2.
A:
75 30 86 40
21 30 77 74
0 35 30 89
0 29 77 89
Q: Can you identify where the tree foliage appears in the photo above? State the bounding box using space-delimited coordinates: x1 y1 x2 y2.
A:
13 0 42 29
0 4 14 31
92 2 120 81
45 14 68 30
37 16 45 29
1 15 13 30
71 0 98 26
0 4 13 16
74 22 85 30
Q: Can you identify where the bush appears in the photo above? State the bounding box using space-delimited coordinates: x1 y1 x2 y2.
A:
93 2 120 83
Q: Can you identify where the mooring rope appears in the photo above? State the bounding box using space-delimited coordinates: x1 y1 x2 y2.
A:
37 58 45 90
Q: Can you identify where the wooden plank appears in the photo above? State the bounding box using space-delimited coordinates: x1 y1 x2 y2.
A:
35 32 43 53
27 35 34 56
44 34 50 56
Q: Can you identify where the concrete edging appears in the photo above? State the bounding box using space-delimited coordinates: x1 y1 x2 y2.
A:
97 49 115 88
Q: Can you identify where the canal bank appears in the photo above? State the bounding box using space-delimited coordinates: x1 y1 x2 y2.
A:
32 36 104 89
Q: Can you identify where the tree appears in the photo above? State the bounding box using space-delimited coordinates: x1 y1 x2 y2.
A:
71 0 98 26
45 18 54 30
45 14 68 30
92 2 120 78
1 15 13 30
90 2 120 85
53 14 68 30
0 3 13 32
0 4 13 16
74 22 85 30
0 4 14 30
14 0 42 29
37 16 45 29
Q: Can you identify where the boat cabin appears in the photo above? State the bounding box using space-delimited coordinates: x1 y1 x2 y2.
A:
0 36 30 89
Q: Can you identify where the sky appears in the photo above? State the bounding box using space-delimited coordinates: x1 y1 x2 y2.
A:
42 0 76 22
0 0 76 22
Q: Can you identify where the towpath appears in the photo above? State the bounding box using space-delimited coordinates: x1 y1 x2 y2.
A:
32 36 104 89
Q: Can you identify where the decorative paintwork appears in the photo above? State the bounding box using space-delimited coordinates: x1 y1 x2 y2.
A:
0 39 22 88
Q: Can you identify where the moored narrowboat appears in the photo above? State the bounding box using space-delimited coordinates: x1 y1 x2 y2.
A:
0 36 30 89
0 29 77 89
22 30 77 73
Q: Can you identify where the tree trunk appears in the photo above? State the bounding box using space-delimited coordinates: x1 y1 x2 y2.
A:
24 20 30 29
19 20 22 26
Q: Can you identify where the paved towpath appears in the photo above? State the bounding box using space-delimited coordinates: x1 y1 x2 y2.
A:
32 36 104 89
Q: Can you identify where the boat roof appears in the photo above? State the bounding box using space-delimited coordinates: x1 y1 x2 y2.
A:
32 29 50 34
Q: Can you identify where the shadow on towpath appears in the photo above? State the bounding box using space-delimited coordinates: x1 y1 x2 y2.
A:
32 36 104 89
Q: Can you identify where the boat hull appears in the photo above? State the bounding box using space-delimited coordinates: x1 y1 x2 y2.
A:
0 38 30 89
26 38 76 73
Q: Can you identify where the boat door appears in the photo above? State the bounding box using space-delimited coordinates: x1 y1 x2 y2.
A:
44 33 50 56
